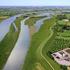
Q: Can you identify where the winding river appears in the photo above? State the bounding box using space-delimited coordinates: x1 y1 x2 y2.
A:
3 15 51 70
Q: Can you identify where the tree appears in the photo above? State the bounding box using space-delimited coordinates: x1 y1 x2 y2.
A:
56 14 67 20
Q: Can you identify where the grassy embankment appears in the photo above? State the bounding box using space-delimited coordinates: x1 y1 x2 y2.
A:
0 16 9 22
0 16 24 70
23 16 62 70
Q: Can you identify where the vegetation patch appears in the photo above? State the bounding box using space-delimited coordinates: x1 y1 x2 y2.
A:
23 14 70 70
42 15 70 70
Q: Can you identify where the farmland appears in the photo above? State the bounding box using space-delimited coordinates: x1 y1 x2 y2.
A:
25 16 46 26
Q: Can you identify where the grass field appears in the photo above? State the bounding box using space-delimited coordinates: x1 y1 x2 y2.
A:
0 16 24 70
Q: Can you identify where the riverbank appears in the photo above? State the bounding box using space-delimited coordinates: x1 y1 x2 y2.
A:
0 16 24 70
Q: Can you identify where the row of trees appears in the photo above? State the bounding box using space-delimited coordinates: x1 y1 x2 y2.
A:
56 14 67 20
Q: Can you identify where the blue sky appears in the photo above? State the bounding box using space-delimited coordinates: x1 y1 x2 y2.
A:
0 0 70 6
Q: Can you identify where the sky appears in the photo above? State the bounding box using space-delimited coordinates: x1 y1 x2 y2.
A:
0 0 70 6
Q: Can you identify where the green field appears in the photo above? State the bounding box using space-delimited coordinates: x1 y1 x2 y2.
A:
0 7 70 70
0 16 24 70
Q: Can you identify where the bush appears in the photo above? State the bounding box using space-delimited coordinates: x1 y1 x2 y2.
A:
56 14 67 20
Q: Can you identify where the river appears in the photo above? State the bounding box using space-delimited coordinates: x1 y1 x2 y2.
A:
3 15 51 70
